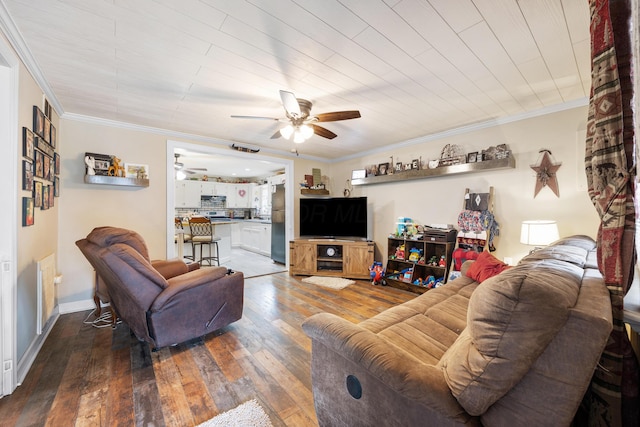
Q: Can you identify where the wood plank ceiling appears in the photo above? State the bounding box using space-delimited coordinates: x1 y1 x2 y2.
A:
2 0 590 161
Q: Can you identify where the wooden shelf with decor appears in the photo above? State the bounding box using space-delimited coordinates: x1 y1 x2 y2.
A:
289 239 374 279
384 228 457 294
352 156 515 186
300 188 329 196
84 175 149 187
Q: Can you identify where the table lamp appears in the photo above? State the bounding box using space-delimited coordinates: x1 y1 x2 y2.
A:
520 220 559 253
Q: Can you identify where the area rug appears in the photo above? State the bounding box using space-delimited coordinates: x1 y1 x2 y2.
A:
196 399 273 427
302 276 355 290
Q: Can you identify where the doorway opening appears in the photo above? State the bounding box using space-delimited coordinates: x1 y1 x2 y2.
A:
165 140 294 269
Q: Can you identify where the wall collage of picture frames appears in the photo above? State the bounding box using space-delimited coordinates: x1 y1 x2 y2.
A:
22 99 60 227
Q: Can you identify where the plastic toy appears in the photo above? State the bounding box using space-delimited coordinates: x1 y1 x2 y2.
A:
428 256 438 266
369 261 385 286
408 248 422 262
438 255 447 267
395 244 405 260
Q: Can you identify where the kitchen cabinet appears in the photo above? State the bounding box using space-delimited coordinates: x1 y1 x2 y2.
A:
229 183 253 208
175 181 201 207
200 181 217 196
240 222 271 256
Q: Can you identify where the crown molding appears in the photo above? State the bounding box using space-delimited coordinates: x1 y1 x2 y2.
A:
0 1 64 116
62 112 330 163
334 97 589 163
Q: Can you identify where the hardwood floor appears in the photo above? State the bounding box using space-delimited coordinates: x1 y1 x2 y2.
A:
0 272 415 426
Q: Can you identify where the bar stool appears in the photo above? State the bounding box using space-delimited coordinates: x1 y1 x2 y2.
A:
175 217 193 260
188 216 221 266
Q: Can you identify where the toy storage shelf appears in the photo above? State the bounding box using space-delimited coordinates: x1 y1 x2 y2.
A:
384 229 457 295
351 157 515 186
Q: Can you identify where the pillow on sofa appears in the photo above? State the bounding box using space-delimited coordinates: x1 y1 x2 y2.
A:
465 251 510 283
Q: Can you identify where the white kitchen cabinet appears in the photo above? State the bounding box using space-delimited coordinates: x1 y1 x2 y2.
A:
241 222 271 256
200 181 217 196
227 183 253 208
175 181 201 208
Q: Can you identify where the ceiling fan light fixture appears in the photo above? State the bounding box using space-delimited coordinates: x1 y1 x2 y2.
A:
280 124 294 139
293 131 306 144
176 170 186 180
300 124 313 139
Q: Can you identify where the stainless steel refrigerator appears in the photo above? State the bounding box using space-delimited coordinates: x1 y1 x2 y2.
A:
271 184 286 264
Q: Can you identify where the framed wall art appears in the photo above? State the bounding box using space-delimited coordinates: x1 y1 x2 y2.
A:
23 127 34 159
35 151 43 178
50 124 56 148
22 160 33 191
33 106 45 138
42 185 49 210
43 155 51 181
54 176 60 197
54 153 60 175
22 197 34 226
48 185 54 208
34 181 42 208
43 117 51 143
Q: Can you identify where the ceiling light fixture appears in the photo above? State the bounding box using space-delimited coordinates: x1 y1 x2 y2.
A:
280 123 314 143
176 170 186 180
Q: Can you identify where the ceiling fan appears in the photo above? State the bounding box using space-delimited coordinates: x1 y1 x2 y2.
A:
174 153 207 175
231 90 361 143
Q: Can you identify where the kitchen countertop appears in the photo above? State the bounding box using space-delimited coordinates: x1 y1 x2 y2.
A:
180 218 271 226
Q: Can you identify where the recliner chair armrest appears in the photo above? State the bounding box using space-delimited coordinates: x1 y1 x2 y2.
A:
150 267 238 311
302 312 467 418
151 258 199 279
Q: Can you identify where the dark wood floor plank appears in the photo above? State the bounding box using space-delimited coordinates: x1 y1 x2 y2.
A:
0 271 414 426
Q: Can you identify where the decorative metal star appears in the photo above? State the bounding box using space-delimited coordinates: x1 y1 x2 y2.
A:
530 150 561 197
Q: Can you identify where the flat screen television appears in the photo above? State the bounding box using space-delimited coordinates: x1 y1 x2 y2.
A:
299 197 369 240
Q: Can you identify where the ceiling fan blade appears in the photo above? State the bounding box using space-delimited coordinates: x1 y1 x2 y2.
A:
312 124 337 139
314 110 361 122
230 115 281 121
279 90 301 117
184 170 196 174
188 168 208 171
270 129 282 139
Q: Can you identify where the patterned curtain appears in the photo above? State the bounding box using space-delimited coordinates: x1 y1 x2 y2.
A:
584 0 639 426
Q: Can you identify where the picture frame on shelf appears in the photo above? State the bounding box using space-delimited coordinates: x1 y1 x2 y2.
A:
351 169 366 180
124 163 149 179
23 127 34 159
411 159 420 170
22 197 34 227
33 106 45 138
22 160 33 191
467 152 478 163
378 162 389 175
395 162 403 172
34 181 42 208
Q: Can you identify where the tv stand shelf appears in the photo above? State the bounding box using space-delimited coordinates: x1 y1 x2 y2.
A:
289 239 374 280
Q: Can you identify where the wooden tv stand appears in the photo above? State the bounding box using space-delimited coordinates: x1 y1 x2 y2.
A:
289 239 374 280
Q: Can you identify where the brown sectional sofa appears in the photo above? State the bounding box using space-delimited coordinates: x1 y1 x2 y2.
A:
302 235 612 426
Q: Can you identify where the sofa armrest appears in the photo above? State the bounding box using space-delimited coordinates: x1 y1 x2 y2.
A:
151 258 193 279
302 312 467 417
150 267 231 310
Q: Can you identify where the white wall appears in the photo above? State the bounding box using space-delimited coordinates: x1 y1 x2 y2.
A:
329 106 599 264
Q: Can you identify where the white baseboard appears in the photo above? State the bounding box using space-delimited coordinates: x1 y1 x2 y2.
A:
58 299 95 314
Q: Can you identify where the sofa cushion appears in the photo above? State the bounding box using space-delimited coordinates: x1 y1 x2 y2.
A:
441 258 584 415
464 251 510 283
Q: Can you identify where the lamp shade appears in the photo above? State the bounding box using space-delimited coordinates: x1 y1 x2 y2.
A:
520 220 559 246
